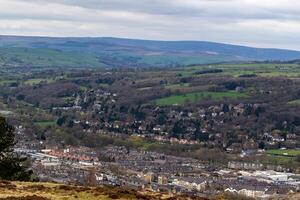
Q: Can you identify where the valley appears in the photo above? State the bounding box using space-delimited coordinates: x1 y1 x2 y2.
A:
0 61 299 199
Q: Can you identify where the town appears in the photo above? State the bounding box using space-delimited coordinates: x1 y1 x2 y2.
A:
15 144 299 199
0 63 300 199
1 1 300 199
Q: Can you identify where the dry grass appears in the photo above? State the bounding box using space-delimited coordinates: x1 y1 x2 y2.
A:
0 181 208 200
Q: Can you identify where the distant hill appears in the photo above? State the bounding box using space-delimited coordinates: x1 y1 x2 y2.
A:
1 35 300 69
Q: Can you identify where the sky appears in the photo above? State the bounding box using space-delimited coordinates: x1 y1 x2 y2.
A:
0 0 300 50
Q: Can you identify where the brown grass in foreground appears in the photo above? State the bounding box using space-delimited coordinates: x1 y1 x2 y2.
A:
0 180 208 200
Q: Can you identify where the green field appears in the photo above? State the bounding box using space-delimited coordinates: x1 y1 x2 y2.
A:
263 149 300 165
1 77 57 85
154 91 248 106
24 78 56 85
288 99 300 105
0 79 18 85
266 149 300 157
263 155 295 165
179 63 300 78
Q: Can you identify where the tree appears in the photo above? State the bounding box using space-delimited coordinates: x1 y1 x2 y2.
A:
156 113 166 125
57 116 67 126
258 141 265 149
171 120 185 139
0 117 33 181
222 104 230 113
194 129 209 142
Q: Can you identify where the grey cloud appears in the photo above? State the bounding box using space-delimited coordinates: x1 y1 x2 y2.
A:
23 0 300 20
0 0 299 50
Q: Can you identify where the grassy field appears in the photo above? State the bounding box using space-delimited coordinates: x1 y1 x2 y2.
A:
178 63 300 78
288 99 300 105
24 78 56 85
1 77 56 85
0 79 18 85
264 155 294 165
261 149 300 166
266 149 300 157
154 91 248 106
0 181 200 200
128 135 154 149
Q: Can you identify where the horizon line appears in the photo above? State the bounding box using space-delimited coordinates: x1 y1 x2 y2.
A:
1 34 300 52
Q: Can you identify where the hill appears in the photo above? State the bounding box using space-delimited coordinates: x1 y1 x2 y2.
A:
0 181 299 200
0 181 208 200
1 35 300 69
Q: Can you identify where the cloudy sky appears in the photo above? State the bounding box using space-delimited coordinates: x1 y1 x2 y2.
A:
0 0 299 50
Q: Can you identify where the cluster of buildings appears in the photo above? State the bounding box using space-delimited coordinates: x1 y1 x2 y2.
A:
58 88 300 153
9 87 300 199
14 144 299 199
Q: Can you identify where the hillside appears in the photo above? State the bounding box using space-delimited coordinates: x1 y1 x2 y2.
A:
0 181 299 200
1 35 300 70
0 181 207 200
